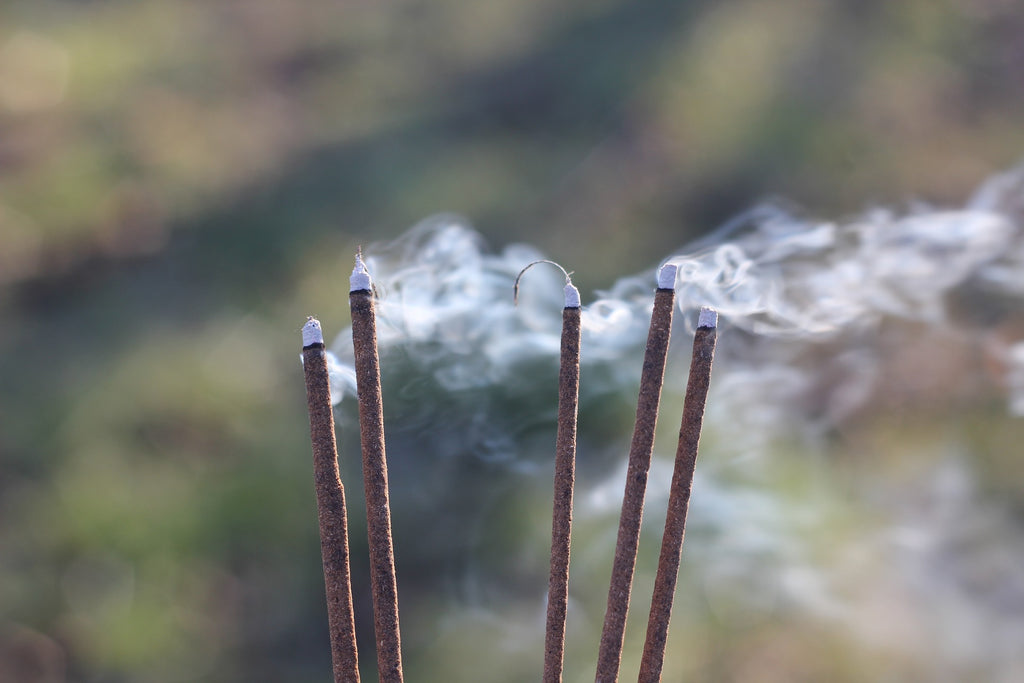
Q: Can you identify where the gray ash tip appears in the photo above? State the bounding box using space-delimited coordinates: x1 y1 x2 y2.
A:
698 307 718 329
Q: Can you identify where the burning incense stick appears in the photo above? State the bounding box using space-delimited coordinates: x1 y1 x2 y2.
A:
349 254 404 683
595 264 677 683
638 307 717 683
302 317 361 683
515 260 582 683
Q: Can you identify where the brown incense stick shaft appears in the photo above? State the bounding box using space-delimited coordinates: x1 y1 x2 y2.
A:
544 305 582 683
350 286 404 683
638 312 717 683
302 319 360 683
595 285 675 683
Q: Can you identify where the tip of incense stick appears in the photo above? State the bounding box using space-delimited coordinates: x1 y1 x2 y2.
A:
657 263 678 290
564 282 581 308
302 317 324 346
698 306 718 329
350 252 371 291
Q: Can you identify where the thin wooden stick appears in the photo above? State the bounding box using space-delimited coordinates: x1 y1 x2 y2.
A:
349 254 404 683
638 307 717 683
302 317 361 683
595 264 677 683
517 261 583 683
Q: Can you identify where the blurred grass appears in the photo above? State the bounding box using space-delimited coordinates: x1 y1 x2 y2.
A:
1 0 1023 680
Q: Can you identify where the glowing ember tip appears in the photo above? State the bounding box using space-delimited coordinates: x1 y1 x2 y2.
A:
302 317 324 346
698 306 718 329
564 282 581 308
657 264 678 290
350 252 371 292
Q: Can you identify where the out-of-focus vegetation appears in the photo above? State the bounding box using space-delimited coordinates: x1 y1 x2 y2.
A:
1 0 1023 681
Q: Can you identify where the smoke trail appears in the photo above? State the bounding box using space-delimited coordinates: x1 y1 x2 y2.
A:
325 166 1024 678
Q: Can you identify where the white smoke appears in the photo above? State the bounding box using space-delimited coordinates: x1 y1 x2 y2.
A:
325 166 1024 679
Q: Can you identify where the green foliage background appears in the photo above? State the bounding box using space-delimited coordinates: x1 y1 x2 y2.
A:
1 1 1022 681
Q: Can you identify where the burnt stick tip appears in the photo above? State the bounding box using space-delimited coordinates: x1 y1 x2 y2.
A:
350 252 371 292
303 317 325 347
698 306 718 329
657 264 678 290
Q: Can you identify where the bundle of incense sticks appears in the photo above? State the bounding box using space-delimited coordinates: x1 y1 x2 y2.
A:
531 264 718 683
301 255 717 683
301 255 404 683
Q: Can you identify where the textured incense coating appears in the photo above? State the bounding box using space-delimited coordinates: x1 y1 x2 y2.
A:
595 286 675 683
638 311 717 682
544 304 582 683
302 319 360 683
350 283 404 683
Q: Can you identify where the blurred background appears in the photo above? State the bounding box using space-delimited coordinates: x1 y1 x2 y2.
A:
2 0 1024 681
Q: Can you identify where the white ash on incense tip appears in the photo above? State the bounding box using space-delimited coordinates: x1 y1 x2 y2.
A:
302 317 325 346
657 263 678 290
698 306 718 329
564 282 581 308
350 252 372 292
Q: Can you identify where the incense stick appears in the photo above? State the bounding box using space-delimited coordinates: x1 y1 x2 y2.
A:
516 260 582 683
546 298 581 683
638 307 717 683
301 317 361 683
349 254 404 683
595 264 677 683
